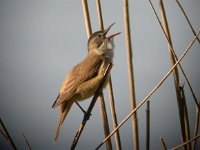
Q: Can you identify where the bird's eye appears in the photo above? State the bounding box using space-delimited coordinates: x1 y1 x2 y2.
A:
96 44 100 48
98 34 101 37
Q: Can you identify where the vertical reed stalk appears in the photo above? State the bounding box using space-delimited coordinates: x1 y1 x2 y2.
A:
179 85 191 149
192 102 200 150
158 0 191 149
95 1 113 149
146 101 150 150
96 0 122 149
160 137 167 150
123 0 139 149
98 94 113 150
107 81 122 150
96 0 104 30
81 0 92 37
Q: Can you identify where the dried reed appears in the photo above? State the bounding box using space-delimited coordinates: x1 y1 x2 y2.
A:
96 0 122 149
158 0 191 149
98 94 113 150
146 101 150 150
192 102 200 150
81 0 92 37
160 137 167 150
170 134 200 150
123 0 139 149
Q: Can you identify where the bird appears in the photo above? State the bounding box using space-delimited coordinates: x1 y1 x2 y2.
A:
52 23 121 142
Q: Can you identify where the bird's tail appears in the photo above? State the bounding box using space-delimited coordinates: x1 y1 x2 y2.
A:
54 100 74 143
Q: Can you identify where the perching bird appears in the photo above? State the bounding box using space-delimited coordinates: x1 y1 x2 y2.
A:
52 23 121 142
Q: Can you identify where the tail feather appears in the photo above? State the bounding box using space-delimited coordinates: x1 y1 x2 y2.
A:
54 100 74 143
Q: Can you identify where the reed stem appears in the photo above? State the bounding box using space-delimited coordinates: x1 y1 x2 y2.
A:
95 1 113 149
98 94 113 150
81 0 92 37
170 134 200 150
107 80 122 150
96 0 122 149
158 1 191 149
160 137 167 150
123 0 139 149
192 102 200 150
146 101 150 150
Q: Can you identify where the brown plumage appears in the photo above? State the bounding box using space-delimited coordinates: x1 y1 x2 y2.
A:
52 53 105 142
52 23 121 142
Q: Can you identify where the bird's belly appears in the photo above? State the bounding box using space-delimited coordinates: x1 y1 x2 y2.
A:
76 73 110 101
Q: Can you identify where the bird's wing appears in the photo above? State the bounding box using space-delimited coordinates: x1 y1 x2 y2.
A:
52 54 103 108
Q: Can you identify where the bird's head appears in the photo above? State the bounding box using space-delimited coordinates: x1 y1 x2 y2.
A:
88 23 121 55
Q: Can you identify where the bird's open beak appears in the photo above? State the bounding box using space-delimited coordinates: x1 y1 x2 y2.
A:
103 23 121 40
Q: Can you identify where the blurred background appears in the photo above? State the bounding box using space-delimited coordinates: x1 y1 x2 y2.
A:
0 0 199 149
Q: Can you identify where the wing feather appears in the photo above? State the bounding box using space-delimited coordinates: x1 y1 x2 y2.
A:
52 53 103 108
